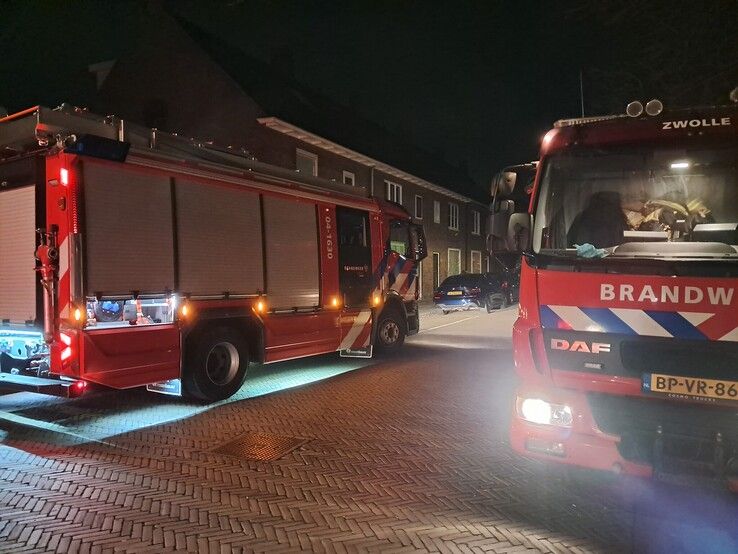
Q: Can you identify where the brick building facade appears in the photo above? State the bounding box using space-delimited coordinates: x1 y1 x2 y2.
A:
92 8 489 300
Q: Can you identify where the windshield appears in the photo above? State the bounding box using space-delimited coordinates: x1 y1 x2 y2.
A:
533 143 738 258
440 274 483 288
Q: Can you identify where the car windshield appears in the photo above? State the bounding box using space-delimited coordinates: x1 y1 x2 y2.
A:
532 143 738 258
440 274 483 288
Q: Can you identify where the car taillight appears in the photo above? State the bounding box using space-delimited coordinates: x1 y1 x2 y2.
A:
501 282 508 289
469 287 481 296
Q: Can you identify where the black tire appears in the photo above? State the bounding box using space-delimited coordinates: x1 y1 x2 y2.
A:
183 326 249 402
375 309 406 352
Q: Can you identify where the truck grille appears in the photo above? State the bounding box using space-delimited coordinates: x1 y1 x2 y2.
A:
588 393 738 476
621 339 738 380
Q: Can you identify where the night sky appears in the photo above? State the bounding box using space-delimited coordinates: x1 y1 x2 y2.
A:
2 1 737 196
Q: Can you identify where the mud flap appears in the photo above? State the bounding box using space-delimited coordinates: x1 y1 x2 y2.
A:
340 345 373 358
339 309 374 358
146 378 182 397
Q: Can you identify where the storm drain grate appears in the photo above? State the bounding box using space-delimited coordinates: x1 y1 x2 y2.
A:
212 432 309 461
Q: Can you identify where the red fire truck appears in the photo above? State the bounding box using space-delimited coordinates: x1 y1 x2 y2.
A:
491 97 738 486
0 105 426 402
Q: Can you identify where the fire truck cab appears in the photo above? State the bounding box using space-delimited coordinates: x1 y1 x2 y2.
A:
0 106 426 402
491 98 738 487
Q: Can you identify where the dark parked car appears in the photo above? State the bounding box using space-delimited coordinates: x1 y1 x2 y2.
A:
433 271 518 315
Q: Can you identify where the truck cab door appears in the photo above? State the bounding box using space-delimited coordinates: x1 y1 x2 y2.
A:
336 207 374 356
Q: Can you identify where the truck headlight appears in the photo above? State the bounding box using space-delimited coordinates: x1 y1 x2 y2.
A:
518 397 572 427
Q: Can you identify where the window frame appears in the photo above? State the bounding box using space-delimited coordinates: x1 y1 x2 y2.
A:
447 247 462 276
448 202 459 231
470 250 482 274
385 180 403 205
472 210 481 235
342 170 356 187
414 195 423 219
295 148 318 176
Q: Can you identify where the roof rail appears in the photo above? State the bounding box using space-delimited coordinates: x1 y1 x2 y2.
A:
0 105 363 198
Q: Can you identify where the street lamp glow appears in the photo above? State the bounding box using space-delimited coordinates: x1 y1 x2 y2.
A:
670 161 690 170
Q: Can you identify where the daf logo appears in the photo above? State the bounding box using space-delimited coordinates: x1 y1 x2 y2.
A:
551 338 611 354
662 117 731 130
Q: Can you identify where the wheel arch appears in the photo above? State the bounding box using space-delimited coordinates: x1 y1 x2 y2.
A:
182 307 265 364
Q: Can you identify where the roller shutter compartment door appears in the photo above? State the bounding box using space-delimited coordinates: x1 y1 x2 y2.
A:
0 186 36 323
83 163 175 296
263 197 320 309
176 179 264 296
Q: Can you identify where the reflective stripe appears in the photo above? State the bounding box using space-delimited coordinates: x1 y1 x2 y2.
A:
547 306 603 332
608 308 672 338
719 327 738 342
339 310 372 350
58 238 70 319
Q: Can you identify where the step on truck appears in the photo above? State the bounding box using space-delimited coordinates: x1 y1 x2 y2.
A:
490 95 738 488
0 105 426 402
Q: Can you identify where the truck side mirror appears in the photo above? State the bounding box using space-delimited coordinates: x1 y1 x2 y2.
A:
491 171 517 197
507 213 532 252
409 223 427 261
487 199 515 253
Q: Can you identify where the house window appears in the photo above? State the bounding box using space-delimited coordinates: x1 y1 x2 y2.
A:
342 170 355 186
296 148 318 176
448 203 459 230
472 210 481 235
386 180 402 205
471 250 482 274
432 252 440 288
448 248 461 276
433 200 440 224
414 195 423 219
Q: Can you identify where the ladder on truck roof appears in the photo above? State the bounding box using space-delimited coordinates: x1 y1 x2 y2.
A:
0 104 362 199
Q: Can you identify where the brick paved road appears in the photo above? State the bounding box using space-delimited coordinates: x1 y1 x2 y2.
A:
0 308 736 553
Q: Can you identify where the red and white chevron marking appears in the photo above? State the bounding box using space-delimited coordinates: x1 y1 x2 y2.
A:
57 237 71 319
339 310 372 350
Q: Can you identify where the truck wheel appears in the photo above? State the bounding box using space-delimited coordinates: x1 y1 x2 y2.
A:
376 309 406 352
183 326 249 402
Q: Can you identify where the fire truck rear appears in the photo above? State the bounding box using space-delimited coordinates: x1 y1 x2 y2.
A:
0 106 425 402
492 97 738 487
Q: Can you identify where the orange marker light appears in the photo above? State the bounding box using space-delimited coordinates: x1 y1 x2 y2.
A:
180 304 189 317
372 294 381 307
255 300 266 313
73 307 83 322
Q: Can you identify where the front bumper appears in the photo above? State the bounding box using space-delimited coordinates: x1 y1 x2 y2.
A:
511 386 738 489
510 386 650 478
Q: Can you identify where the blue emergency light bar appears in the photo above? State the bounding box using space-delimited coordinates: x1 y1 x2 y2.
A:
64 134 130 162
